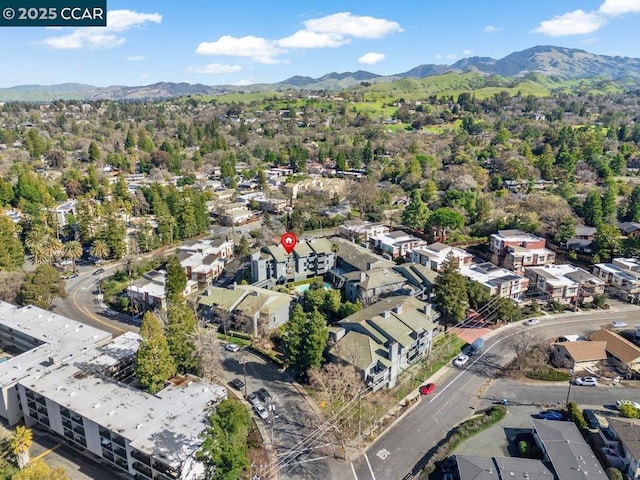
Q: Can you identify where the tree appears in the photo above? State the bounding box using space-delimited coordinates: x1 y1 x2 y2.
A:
496 298 522 323
135 311 176 394
594 223 621 262
582 190 603 227
427 207 465 242
553 216 576 246
282 305 329 381
0 216 24 271
18 265 66 309
197 399 251 480
87 141 101 163
507 329 542 370
62 240 82 273
433 257 468 330
618 403 640 419
12 459 68 480
166 302 198 374
601 181 618 224
165 255 187 303
233 236 251 260
606 468 624 480
467 281 490 310
402 191 430 231
89 239 110 262
9 426 32 469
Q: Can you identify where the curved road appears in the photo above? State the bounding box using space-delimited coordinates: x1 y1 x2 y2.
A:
342 305 640 480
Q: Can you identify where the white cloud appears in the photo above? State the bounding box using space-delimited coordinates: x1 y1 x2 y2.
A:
532 9 605 36
127 55 146 61
484 25 499 33
358 52 385 65
186 63 242 74
41 9 161 50
435 53 442 59
196 35 284 64
599 0 640 16
463 49 473 56
277 30 348 48
303 12 402 39
582 37 600 45
234 79 254 86
446 53 457 60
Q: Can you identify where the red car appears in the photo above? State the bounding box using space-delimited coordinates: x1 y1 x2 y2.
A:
419 383 436 395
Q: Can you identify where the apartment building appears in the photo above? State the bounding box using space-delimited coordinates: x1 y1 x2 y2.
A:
369 230 427 259
489 230 555 273
593 258 640 302
0 301 226 480
337 220 390 243
409 242 473 272
459 262 529 300
526 264 605 305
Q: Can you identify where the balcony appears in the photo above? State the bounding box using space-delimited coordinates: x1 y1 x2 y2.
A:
152 461 178 478
131 450 151 466
133 461 152 478
114 446 127 459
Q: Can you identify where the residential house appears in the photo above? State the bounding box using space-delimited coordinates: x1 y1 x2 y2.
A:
459 262 529 300
249 237 336 285
198 284 294 337
455 456 554 480
369 230 427 259
392 263 439 299
565 226 597 253
410 242 473 272
489 230 555 274
330 296 439 390
532 419 608 480
526 264 605 305
551 341 607 371
216 202 258 226
53 200 77 228
618 222 640 238
343 267 412 305
589 329 640 378
337 220 390 243
607 418 640 480
0 301 227 480
593 260 640 302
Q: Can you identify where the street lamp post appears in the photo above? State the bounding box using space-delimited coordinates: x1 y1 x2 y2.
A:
565 368 574 408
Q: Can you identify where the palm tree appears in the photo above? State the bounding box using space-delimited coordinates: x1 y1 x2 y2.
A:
29 244 49 266
42 237 63 263
90 239 110 263
62 240 83 273
10 426 32 469
330 242 340 285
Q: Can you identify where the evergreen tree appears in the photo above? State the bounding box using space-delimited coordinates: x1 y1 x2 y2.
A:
601 181 618 224
135 311 176 394
402 190 430 230
594 223 621 262
19 265 66 309
166 301 198 374
165 255 187 302
582 190 603 227
0 216 24 271
282 305 329 381
197 399 251 480
87 141 101 163
628 185 640 222
433 257 468 330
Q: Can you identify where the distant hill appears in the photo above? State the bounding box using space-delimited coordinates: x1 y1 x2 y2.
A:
1 45 640 101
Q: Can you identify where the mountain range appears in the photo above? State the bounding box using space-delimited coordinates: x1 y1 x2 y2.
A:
2 45 640 101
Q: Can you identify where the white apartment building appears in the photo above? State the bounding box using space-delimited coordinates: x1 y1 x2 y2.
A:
0 301 226 480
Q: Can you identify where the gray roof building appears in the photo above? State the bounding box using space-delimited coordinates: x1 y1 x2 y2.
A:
456 455 554 480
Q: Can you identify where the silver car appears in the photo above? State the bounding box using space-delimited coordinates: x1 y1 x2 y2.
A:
254 404 269 420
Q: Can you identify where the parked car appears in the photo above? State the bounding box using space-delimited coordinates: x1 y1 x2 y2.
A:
616 400 640 410
611 321 627 329
523 318 540 326
464 338 485 356
574 376 598 387
419 383 436 395
538 410 563 420
453 354 469 367
247 392 261 406
583 409 600 430
257 388 271 403
224 343 240 352
230 378 244 390
93 268 105 275
254 404 269 420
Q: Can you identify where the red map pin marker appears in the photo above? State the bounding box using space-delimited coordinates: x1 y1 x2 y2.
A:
281 232 297 254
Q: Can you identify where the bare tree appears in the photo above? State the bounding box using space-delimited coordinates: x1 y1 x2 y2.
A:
507 329 545 370
190 325 223 382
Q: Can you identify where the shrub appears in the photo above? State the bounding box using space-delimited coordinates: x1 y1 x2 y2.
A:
526 369 570 381
619 403 640 419
606 467 623 480
518 441 529 457
567 402 587 430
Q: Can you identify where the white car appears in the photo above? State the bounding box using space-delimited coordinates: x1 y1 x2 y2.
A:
523 318 540 326
616 400 640 410
453 354 469 367
574 376 598 387
224 343 240 352
611 321 627 329
254 404 269 420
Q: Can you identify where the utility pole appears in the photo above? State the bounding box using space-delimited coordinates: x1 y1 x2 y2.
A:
241 348 248 398
565 369 574 408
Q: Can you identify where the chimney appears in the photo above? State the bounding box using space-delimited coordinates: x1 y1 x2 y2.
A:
367 262 373 271
360 272 367 283
392 304 403 315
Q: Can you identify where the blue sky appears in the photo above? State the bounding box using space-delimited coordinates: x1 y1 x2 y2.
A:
2 0 640 88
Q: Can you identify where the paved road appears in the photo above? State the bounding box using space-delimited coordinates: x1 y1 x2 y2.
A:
344 305 640 480
218 344 330 480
